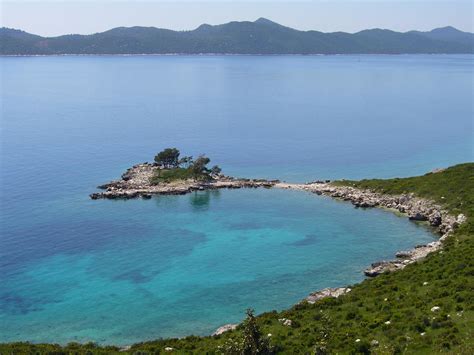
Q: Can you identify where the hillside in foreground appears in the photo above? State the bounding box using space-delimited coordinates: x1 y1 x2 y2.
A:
1 163 473 354
1 19 473 55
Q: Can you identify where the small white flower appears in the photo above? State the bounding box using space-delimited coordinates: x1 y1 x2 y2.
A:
267 333 272 337
384 298 388 301
384 321 391 325
355 339 361 343
420 332 426 336
423 282 428 286
431 306 441 312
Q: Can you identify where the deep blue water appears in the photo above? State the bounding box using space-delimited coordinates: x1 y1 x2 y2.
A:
0 55 472 345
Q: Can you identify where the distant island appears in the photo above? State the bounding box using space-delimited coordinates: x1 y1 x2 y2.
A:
2 18 474 55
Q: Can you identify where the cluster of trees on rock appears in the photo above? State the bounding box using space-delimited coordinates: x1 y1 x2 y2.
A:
152 148 221 183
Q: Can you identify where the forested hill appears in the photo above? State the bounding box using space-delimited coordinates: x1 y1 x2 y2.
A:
1 18 473 55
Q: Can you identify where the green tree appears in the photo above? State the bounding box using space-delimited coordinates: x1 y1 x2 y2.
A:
154 148 180 168
210 165 222 176
241 308 271 355
191 155 211 179
179 155 194 168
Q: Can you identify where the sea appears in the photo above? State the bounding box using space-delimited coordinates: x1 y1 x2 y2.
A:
0 54 472 344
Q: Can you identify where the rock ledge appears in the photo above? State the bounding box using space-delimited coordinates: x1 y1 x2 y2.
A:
90 163 278 199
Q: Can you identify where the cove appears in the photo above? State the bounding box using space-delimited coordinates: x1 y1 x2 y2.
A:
0 188 436 345
1 54 471 345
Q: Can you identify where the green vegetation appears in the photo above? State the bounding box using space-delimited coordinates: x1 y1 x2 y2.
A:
2 22 474 55
154 148 182 169
150 148 221 184
1 163 473 354
333 163 474 235
219 309 273 355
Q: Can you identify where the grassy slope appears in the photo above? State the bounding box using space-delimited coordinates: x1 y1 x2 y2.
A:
150 168 212 184
2 163 473 354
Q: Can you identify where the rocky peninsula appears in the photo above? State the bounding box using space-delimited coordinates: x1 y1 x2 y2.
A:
91 157 465 281
90 162 278 200
91 153 466 340
90 148 279 199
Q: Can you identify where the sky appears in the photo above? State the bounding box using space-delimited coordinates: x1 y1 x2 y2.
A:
0 1 473 37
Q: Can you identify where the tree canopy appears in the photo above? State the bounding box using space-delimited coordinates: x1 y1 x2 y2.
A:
151 149 221 183
154 148 180 168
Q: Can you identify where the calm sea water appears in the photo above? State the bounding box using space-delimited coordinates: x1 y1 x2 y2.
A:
0 55 472 345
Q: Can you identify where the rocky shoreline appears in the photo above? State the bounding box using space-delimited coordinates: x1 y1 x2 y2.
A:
276 181 466 277
93 163 467 339
91 164 465 278
210 181 466 337
89 163 278 200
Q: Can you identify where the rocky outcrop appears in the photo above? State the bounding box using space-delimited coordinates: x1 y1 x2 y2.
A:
304 287 351 304
212 323 237 336
90 163 278 199
278 318 293 326
276 181 465 277
278 182 461 234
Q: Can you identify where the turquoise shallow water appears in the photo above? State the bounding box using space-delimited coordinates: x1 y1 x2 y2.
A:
1 189 436 345
0 54 472 344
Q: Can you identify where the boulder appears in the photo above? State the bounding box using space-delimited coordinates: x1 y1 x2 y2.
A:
429 212 442 226
212 324 237 336
364 261 403 277
305 287 351 304
408 212 428 221
278 318 293 327
457 214 467 224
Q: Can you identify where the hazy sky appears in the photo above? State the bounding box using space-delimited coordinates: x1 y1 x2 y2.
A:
1 1 472 37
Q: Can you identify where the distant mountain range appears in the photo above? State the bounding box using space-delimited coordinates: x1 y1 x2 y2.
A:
1 18 473 55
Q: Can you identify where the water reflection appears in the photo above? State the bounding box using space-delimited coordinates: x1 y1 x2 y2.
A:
189 190 221 210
